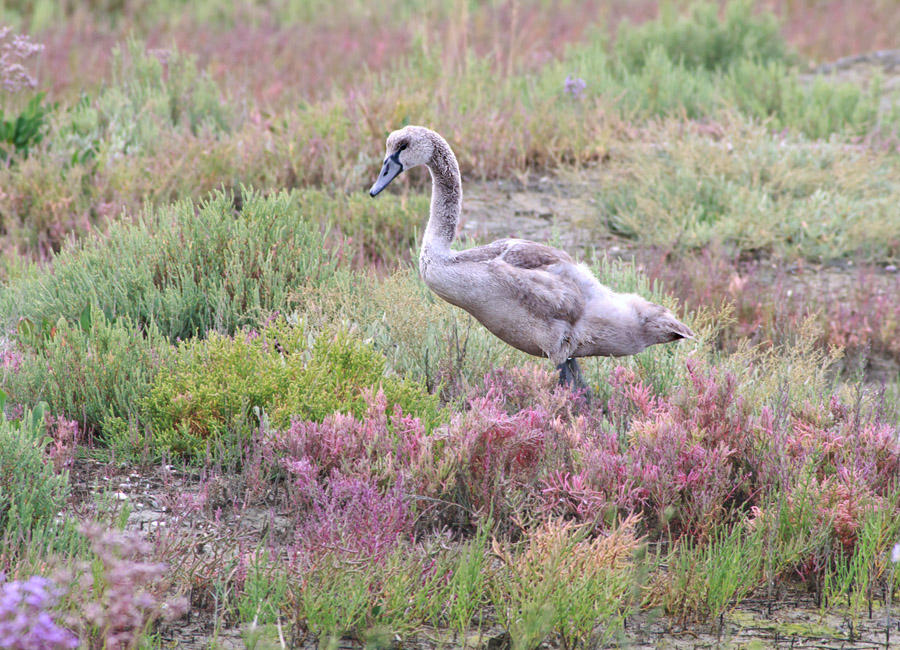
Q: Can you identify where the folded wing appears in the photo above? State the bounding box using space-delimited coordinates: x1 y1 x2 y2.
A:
455 239 585 325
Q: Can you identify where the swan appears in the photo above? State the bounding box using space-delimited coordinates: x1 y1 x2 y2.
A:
369 126 694 388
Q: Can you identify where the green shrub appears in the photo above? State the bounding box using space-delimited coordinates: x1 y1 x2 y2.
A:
0 189 343 342
293 189 429 269
0 92 54 161
586 123 900 262
615 46 718 119
274 329 441 426
615 0 789 73
726 59 886 139
0 406 69 545
55 39 232 163
598 145 737 241
142 326 299 457
143 322 442 459
2 312 168 437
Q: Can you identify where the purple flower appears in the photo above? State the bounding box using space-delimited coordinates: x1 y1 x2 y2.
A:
72 524 189 645
564 74 587 99
0 27 44 94
0 574 77 650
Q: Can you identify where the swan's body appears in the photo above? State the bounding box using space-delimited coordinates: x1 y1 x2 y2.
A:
370 126 694 386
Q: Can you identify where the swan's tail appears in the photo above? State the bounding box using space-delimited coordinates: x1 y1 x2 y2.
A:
666 317 696 341
646 307 697 345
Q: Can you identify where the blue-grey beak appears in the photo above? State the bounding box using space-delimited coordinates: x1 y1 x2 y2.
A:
369 151 403 197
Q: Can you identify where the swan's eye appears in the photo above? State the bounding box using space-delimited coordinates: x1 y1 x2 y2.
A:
398 143 408 152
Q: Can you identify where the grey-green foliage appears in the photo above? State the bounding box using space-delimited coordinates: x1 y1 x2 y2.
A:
605 46 889 135
615 45 719 119
3 314 168 435
0 189 344 342
592 129 900 262
615 0 789 72
551 1 894 137
824 498 900 627
0 407 68 543
725 59 894 139
56 38 232 163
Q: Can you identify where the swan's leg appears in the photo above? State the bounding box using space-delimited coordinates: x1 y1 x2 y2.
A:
567 358 587 390
556 358 590 396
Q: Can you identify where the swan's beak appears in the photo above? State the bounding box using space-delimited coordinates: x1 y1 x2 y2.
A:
369 151 403 197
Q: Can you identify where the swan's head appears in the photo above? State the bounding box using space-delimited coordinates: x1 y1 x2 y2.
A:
369 125 435 197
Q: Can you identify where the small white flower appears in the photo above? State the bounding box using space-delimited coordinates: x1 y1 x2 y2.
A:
891 542 900 564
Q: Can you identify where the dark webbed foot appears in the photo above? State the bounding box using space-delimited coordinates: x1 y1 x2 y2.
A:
556 359 574 387
556 358 591 398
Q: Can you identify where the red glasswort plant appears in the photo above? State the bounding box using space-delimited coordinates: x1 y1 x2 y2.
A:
455 396 549 514
45 416 80 472
289 473 410 564
267 388 431 489
266 358 899 556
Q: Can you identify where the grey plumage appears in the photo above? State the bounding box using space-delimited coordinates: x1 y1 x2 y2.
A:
370 126 695 386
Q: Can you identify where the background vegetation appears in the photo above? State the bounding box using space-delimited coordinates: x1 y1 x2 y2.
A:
1 1 899 648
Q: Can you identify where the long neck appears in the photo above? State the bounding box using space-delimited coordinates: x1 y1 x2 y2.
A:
422 135 462 258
